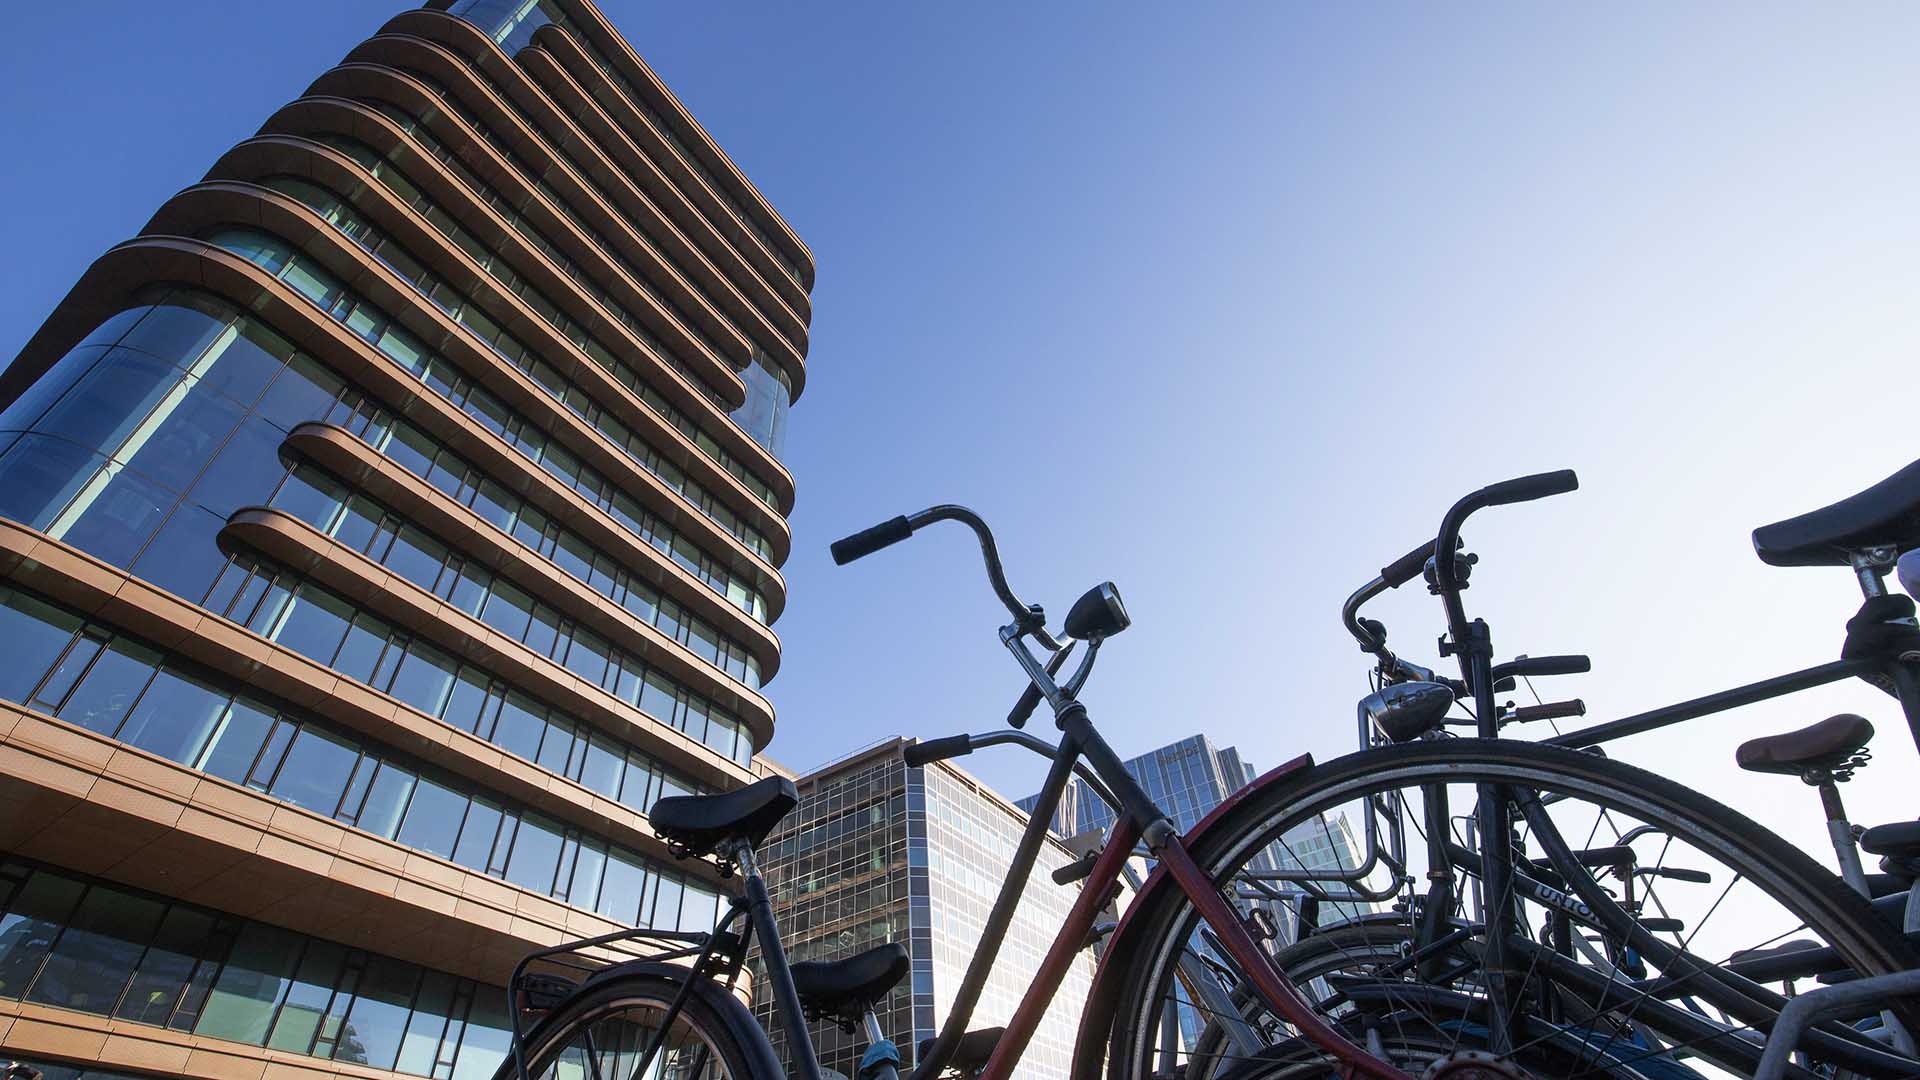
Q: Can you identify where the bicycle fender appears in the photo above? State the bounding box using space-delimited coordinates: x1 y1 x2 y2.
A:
1067 753 1315 1080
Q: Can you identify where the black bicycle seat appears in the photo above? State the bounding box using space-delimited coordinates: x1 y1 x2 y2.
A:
918 1027 1005 1075
1734 713 1873 776
1862 820 1920 860
650 775 797 857
791 943 909 1029
1752 458 1920 567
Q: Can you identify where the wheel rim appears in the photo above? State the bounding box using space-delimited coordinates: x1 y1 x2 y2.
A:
1110 744 1914 1080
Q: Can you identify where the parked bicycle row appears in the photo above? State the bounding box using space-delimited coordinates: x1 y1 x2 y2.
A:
476 457 1920 1079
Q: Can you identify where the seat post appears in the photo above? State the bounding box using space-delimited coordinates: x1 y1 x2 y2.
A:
1807 768 1870 896
1852 547 1897 599
728 840 825 1080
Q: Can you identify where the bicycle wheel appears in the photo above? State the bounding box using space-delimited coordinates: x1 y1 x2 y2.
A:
494 964 781 1080
1098 740 1920 1080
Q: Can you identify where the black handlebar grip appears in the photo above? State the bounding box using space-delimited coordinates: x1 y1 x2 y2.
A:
1008 683 1044 729
1479 469 1579 508
830 515 914 565
1380 540 1433 589
1508 699 1587 724
1649 867 1712 883
902 734 972 768
1498 655 1592 679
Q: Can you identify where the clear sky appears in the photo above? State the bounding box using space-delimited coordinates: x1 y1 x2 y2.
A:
6 2 1920 864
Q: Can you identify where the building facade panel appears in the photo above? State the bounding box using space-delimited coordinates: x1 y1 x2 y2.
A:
0 4 809 1078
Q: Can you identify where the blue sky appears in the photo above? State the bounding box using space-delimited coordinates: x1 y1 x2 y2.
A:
6 3 1920 858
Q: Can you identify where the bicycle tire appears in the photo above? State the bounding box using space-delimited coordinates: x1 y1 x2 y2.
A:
1091 740 1920 1080
493 962 781 1080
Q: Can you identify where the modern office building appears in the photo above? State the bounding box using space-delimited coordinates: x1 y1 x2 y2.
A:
751 740 1095 1080
0 3 811 1079
1019 734 1375 930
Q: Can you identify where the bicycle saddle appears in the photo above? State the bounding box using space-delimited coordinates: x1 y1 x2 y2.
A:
918 1027 1005 1075
790 943 909 1029
1735 713 1873 775
650 775 797 857
1752 457 1920 567
1861 820 1920 860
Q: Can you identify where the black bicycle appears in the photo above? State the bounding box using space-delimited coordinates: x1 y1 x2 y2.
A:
1152 463 1920 1080
495 468 1920 1080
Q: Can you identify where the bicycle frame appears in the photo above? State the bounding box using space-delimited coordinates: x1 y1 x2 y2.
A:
902 709 1411 1080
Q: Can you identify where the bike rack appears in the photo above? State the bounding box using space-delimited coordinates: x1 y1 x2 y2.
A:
1752 968 1920 1080
505 915 746 1080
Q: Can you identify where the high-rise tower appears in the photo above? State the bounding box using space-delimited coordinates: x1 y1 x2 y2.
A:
0 4 810 1078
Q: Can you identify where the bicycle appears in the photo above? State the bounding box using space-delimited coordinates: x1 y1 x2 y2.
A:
496 476 1920 1080
1154 465 1920 1079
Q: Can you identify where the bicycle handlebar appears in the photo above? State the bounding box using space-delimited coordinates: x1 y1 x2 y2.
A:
831 505 1062 650
829 515 913 565
1381 541 1433 590
1434 469 1578 595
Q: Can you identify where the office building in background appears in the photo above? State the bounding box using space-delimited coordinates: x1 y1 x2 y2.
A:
752 740 1094 1080
1019 733 1375 930
0 3 811 1078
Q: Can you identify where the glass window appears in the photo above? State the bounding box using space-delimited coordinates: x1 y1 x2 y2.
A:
0 871 85 1000
35 348 182 457
478 581 534 641
197 922 303 1044
132 503 229 604
187 415 289 517
57 636 161 737
502 813 563 895
332 614 392 684
266 584 354 666
566 843 604 911
117 906 217 1025
53 463 174 569
113 375 243 493
451 992 511 1080
395 777 466 860
534 720 572 777
395 970 456 1076
441 668 491 732
455 799 506 875
266 940 343 1052
267 727 360 816
357 764 416 840
196 699 277 784
118 297 234 370
0 588 82 703
193 319 290 408
579 735 622 800
254 353 342 433
679 882 718 934
490 693 544 762
335 955 417 1069
88 650 217 760
649 875 682 932
391 643 460 717
26 883 164 1013
385 525 448 592
0 435 98 536
0 345 105 435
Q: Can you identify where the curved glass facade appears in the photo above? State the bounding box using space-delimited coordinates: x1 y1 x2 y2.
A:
0 288 760 759
0 7 809 1075
359 48 802 462
261 171 776 557
202 226 773 623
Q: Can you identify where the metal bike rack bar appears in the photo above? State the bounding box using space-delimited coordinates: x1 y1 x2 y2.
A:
1749 965 1920 1080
